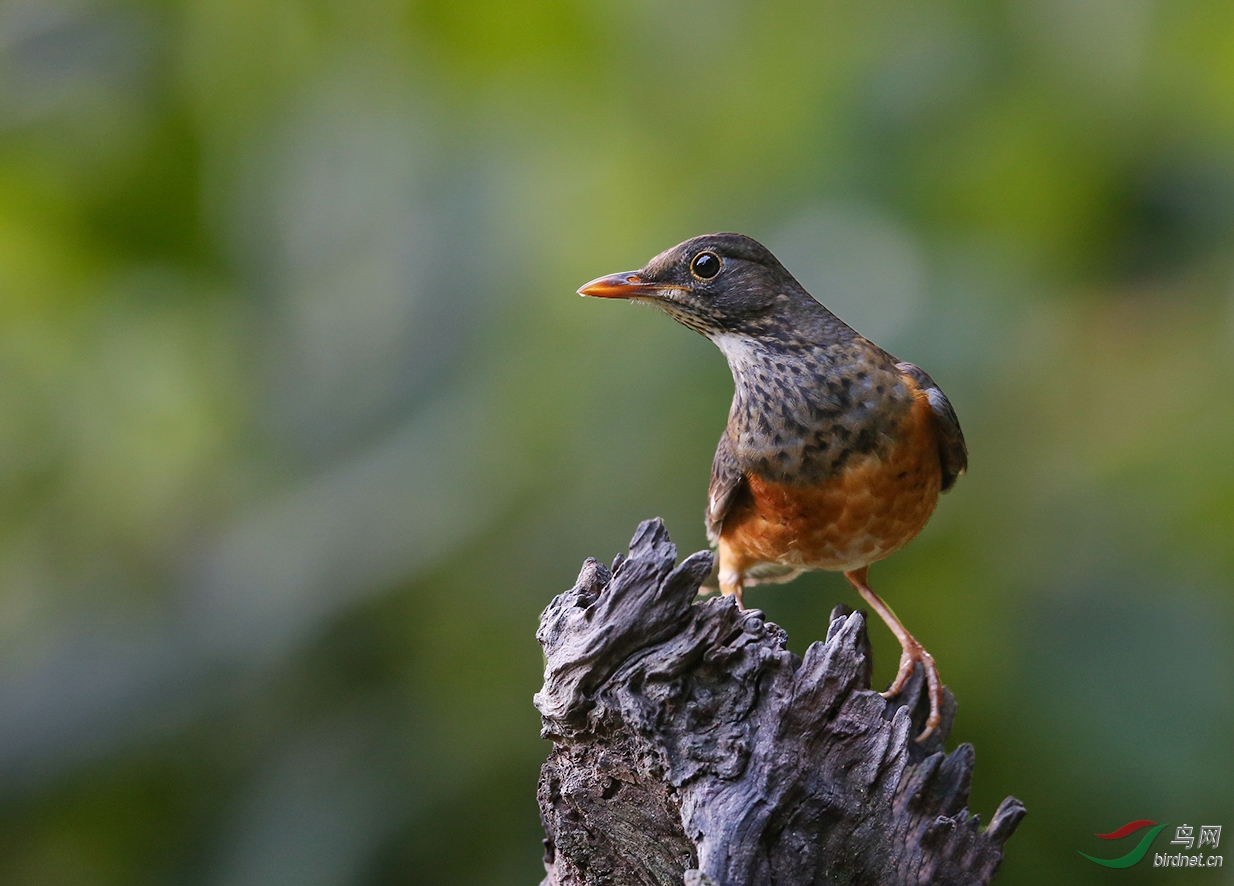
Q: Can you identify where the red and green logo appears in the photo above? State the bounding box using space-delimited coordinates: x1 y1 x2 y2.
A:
1080 820 1169 868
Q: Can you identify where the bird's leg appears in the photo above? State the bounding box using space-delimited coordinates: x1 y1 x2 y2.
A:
844 567 942 742
717 545 747 610
719 572 745 610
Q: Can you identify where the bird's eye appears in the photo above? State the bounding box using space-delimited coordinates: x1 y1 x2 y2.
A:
690 251 721 280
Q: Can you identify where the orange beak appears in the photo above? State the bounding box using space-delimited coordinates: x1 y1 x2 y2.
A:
577 271 663 299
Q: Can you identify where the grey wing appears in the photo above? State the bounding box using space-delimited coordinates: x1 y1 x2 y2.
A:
896 362 968 492
705 431 746 545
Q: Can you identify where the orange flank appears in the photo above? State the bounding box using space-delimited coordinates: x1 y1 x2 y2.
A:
718 389 943 581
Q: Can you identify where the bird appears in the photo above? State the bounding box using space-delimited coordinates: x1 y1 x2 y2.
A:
578 232 967 740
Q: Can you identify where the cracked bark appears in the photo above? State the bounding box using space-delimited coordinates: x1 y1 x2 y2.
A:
535 519 1024 886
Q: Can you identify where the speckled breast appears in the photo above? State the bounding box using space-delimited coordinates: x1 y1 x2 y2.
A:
720 392 943 575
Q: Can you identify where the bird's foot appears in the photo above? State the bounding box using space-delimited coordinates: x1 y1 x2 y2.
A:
880 640 943 742
718 578 744 610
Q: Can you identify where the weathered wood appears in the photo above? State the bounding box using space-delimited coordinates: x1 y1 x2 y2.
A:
536 519 1024 886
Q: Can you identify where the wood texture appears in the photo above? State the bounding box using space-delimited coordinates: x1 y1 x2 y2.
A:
536 519 1024 886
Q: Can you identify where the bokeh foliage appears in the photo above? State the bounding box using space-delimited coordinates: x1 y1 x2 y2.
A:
1 1 1232 884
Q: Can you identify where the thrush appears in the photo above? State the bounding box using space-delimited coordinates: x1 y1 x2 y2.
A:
578 232 967 740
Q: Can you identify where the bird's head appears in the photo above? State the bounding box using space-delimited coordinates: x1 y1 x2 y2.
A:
578 233 815 339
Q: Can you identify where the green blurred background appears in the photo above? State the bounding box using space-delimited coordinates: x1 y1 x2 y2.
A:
1 0 1232 883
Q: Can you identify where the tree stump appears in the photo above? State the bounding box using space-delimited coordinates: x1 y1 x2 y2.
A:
535 519 1025 886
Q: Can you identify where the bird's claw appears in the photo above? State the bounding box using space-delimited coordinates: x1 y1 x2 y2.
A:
879 641 943 743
